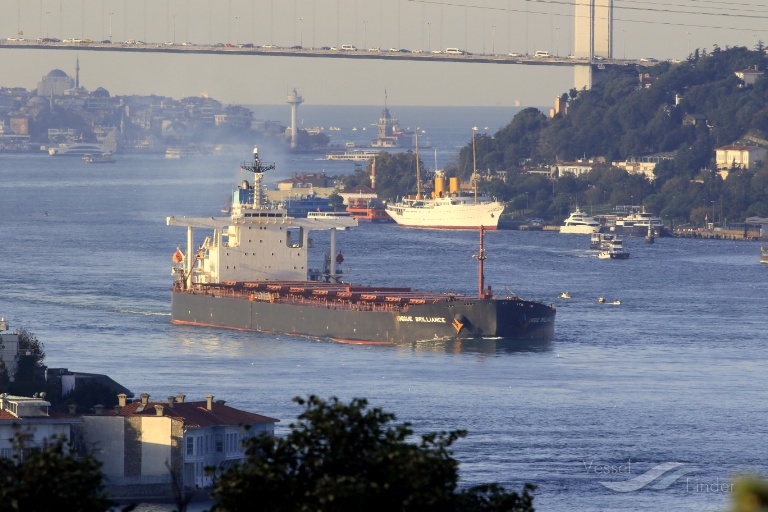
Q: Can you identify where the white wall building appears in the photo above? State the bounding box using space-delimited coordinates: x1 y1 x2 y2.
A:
715 145 767 170
0 393 82 459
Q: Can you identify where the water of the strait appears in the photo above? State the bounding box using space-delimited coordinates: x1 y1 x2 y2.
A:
1 109 765 511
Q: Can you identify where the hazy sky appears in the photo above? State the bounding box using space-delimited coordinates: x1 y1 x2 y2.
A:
0 0 765 107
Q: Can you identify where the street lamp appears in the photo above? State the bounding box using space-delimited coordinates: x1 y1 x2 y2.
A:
109 11 114 39
300 17 303 47
555 26 559 57
711 200 716 229
45 10 51 38
492 25 496 54
687 32 691 55
427 22 430 51
363 20 367 49
235 16 240 45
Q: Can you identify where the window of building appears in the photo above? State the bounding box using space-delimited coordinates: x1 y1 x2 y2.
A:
186 436 194 456
216 433 223 453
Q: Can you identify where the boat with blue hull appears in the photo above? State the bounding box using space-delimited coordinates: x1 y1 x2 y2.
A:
167 148 556 344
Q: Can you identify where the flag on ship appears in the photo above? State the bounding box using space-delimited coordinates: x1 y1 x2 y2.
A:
172 248 184 263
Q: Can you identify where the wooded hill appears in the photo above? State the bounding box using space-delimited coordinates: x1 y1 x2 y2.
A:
344 45 768 225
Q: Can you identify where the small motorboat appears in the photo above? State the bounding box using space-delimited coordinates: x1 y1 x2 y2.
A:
598 297 605 303
559 292 572 299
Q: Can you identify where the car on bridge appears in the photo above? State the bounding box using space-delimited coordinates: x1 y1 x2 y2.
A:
508 52 522 57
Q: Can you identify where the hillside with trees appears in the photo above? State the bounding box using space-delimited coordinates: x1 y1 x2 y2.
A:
345 45 768 226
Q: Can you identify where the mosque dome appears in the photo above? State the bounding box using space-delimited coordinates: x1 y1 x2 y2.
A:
46 69 69 78
92 87 110 98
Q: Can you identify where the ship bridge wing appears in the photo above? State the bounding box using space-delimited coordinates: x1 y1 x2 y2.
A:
166 216 232 229
167 214 358 231
293 213 358 230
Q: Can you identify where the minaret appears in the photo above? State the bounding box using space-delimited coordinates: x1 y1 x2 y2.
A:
75 54 80 88
286 88 303 150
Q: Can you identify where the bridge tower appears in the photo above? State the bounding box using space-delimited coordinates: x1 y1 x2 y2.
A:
286 88 304 149
573 0 612 91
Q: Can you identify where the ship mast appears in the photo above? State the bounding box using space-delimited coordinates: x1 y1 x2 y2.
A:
415 132 422 200
240 146 275 209
473 226 488 299
472 128 478 204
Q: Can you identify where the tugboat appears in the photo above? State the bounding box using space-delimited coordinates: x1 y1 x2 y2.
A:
167 147 556 344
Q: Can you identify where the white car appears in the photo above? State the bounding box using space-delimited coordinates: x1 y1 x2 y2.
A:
431 50 443 54
640 57 658 62
508 52 522 57
368 47 381 52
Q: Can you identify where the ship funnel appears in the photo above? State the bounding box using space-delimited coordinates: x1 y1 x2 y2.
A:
434 176 446 198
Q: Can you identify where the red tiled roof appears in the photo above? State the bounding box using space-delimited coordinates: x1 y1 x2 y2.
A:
111 400 278 428
346 185 375 194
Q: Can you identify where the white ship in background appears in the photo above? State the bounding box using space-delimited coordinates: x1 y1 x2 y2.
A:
48 142 112 156
385 133 504 230
560 208 601 234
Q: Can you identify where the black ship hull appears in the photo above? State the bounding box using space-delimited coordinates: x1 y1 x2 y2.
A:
171 291 555 344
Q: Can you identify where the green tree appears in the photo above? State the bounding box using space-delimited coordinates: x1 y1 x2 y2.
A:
9 328 46 397
211 395 536 512
0 430 134 512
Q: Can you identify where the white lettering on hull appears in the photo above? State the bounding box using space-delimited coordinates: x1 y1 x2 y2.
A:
396 316 447 323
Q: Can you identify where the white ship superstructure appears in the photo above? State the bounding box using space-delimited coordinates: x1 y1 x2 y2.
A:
560 208 601 234
386 195 504 229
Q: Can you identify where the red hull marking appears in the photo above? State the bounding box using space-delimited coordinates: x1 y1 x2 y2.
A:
331 338 395 346
396 225 498 230
171 320 394 345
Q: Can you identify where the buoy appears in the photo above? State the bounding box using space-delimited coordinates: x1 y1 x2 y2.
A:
598 297 605 303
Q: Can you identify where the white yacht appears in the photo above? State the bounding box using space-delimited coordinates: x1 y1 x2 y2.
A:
560 208 601 234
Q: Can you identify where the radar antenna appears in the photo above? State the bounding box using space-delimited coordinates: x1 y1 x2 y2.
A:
240 147 276 209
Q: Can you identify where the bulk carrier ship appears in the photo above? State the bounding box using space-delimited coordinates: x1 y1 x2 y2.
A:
166 148 555 344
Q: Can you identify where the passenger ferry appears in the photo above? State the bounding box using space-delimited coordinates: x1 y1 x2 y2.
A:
49 143 112 156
